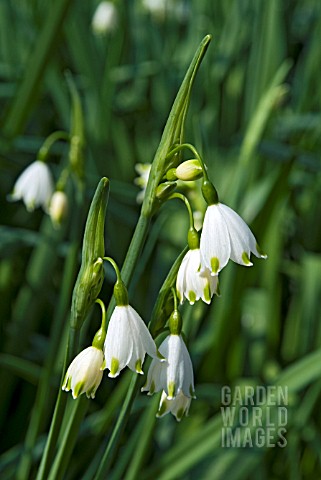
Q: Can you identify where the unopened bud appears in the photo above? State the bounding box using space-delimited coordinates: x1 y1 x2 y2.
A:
71 178 109 329
176 160 203 181
49 191 68 228
156 181 177 200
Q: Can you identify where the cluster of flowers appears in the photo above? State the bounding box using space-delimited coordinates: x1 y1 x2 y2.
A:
61 153 266 421
9 160 68 228
63 272 195 421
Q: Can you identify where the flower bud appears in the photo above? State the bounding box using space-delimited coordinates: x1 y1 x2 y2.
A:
49 191 68 228
155 181 177 200
176 160 203 181
71 178 109 329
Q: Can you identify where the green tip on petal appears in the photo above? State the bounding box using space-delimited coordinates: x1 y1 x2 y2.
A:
148 380 156 395
73 381 85 399
135 359 143 374
175 408 184 421
188 290 197 305
177 289 182 304
210 257 219 274
190 385 197 399
157 350 166 361
242 251 253 266
100 359 106 371
256 243 268 259
62 375 71 391
203 284 211 303
86 386 96 399
168 381 176 399
156 400 168 417
109 357 119 377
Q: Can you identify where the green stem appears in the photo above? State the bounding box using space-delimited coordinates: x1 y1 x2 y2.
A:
35 326 81 480
39 35 212 479
36 188 86 480
171 286 178 312
47 397 89 480
95 298 107 332
149 245 188 337
103 256 122 283
37 130 70 162
93 375 140 480
167 192 195 230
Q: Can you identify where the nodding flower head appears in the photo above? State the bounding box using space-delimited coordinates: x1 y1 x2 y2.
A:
62 346 104 399
103 304 163 378
200 203 267 275
142 333 195 408
9 160 54 212
176 248 219 305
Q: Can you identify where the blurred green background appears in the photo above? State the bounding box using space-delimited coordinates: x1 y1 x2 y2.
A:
1 0 321 479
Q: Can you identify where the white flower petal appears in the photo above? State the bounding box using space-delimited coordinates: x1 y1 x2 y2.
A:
200 204 231 275
104 304 159 377
166 335 183 398
218 204 254 266
176 249 218 305
9 161 54 212
141 358 164 394
127 305 158 360
157 390 192 421
104 306 133 377
62 346 104 399
199 202 267 273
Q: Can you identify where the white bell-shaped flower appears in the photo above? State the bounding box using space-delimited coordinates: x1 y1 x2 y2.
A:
62 346 104 399
200 203 267 275
9 160 54 212
142 333 195 400
91 1 118 35
156 390 191 421
176 248 219 305
103 305 161 377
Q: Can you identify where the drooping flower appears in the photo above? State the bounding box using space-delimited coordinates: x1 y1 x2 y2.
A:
91 1 118 35
156 390 191 421
176 248 219 305
49 190 68 228
103 304 161 377
134 162 151 204
200 203 267 275
62 346 104 399
9 160 54 212
142 333 195 400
